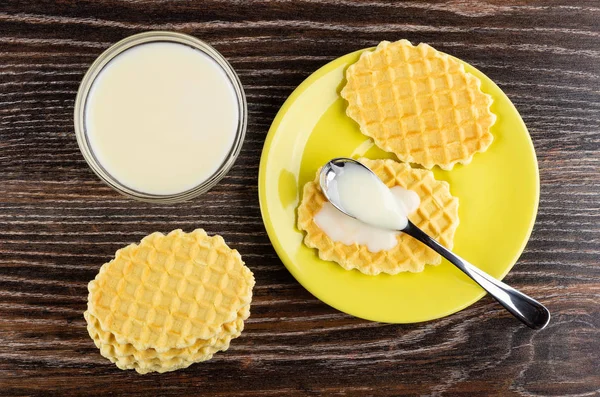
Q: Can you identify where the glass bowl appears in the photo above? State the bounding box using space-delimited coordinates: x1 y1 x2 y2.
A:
74 31 247 203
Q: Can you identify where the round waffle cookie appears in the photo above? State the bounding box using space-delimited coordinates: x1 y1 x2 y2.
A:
84 229 254 373
341 40 496 170
297 158 459 275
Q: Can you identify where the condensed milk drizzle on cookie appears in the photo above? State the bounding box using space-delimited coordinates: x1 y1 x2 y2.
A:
314 162 420 252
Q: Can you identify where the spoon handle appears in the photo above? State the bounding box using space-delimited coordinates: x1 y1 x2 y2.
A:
403 221 550 329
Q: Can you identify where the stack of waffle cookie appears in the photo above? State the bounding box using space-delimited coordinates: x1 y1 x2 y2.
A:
84 229 255 374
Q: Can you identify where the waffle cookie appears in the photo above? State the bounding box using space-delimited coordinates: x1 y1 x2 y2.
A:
297 158 459 275
84 229 255 374
341 40 496 170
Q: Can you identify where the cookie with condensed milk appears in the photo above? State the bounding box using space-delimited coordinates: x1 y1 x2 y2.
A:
297 158 459 275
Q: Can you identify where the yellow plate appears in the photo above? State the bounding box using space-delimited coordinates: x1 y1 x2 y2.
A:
258 49 539 323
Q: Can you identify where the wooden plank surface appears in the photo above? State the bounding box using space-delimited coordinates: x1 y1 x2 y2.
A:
1 0 599 395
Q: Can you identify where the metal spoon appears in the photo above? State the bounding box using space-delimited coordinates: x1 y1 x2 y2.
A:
320 157 550 330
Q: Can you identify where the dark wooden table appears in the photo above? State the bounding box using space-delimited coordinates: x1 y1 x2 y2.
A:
1 1 599 395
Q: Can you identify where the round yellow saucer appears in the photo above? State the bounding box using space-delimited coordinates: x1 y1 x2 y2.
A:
258 48 539 323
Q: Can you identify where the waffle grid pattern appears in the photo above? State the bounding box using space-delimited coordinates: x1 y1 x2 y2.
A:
84 229 254 373
87 229 254 352
341 40 496 170
297 158 459 275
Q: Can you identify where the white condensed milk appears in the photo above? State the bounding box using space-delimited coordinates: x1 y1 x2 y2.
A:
85 42 238 195
75 32 246 201
315 162 420 252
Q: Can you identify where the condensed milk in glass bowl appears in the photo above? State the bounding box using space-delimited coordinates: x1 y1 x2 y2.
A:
74 31 247 203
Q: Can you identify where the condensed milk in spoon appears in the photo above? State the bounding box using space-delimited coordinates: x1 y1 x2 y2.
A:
315 160 420 252
74 32 247 202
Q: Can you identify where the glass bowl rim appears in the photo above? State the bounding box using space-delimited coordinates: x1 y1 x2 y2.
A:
73 31 247 203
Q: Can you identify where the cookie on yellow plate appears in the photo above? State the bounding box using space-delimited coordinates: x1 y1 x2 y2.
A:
297 158 459 275
341 40 496 170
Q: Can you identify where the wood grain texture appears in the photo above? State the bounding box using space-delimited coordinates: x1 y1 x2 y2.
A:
1 0 599 395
